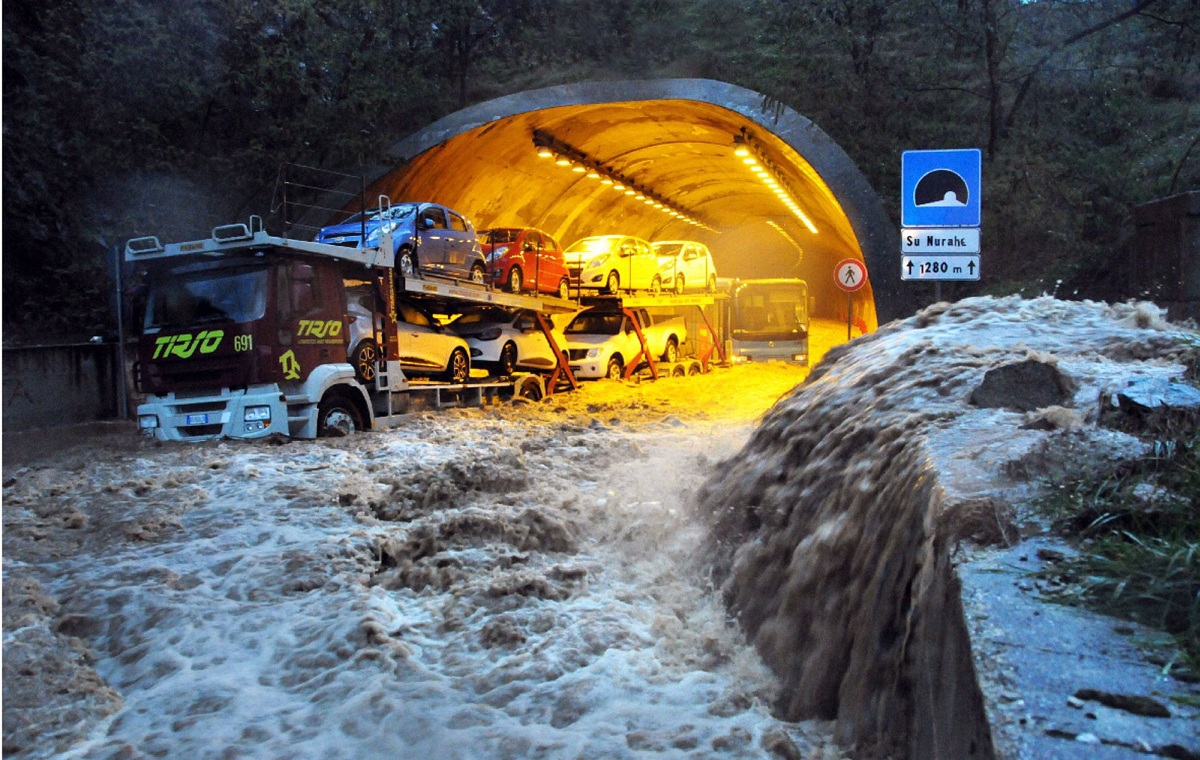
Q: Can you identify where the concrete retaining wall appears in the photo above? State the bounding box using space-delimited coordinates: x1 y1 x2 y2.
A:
2 344 126 432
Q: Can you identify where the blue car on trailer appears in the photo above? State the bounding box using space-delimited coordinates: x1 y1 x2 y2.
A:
316 201 487 284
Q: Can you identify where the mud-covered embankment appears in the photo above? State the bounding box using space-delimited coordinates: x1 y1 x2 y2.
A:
693 296 1200 759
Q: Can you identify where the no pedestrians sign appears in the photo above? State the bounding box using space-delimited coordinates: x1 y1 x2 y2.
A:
835 259 867 292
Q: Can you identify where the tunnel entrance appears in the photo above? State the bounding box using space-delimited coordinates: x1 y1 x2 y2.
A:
356 79 914 327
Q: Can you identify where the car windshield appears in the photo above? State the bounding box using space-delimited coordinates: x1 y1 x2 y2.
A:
454 305 511 326
479 229 521 245
565 312 623 335
652 243 684 258
145 264 269 329
340 204 417 224
564 237 620 256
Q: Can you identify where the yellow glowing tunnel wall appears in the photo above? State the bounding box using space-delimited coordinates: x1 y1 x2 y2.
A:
350 80 914 326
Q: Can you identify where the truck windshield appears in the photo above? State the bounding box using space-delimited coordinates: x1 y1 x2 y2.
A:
145 266 269 329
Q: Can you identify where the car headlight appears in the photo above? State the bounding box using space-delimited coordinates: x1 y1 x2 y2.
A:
244 406 271 422
476 327 502 341
586 347 601 359
587 255 609 269
138 414 159 429
492 245 509 258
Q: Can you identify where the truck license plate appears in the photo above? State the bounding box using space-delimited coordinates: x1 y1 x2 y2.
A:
185 413 210 425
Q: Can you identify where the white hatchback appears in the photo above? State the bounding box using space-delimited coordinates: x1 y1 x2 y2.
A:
450 306 569 377
652 240 719 294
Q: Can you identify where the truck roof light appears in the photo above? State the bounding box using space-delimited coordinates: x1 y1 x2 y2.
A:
212 223 253 243
125 236 164 256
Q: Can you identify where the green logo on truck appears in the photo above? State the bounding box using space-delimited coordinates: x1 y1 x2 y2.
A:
153 330 224 359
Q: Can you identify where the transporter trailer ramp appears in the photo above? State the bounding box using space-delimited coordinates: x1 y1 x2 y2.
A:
125 216 580 441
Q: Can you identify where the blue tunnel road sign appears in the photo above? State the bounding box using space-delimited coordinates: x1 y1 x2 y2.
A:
902 149 981 228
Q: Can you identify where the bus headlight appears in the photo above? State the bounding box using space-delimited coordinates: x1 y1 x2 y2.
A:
138 414 159 429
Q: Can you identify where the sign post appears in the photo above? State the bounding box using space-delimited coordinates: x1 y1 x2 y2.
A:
900 148 982 286
834 258 868 340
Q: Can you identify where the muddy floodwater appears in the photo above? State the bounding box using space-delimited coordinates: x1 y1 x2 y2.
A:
2 333 839 759
5 300 1198 760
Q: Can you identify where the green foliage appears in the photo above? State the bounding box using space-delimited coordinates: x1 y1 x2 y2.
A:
1036 431 1200 666
3 0 1198 341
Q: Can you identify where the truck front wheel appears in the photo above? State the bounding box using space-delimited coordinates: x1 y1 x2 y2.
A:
317 395 362 437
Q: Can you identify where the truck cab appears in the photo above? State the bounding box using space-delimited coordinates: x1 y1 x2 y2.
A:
129 221 396 440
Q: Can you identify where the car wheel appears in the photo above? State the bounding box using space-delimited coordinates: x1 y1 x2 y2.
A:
351 339 378 384
444 347 469 383
517 375 544 401
507 267 523 293
674 275 685 295
605 357 623 380
557 278 569 300
470 263 486 285
707 275 717 293
663 338 679 364
688 362 702 376
650 275 661 295
671 364 686 377
605 271 619 294
317 394 362 437
498 342 517 376
397 248 416 277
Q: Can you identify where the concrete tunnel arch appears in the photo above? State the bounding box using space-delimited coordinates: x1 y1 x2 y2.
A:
355 79 916 326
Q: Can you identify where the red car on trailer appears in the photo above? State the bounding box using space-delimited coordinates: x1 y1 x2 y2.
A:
480 227 571 300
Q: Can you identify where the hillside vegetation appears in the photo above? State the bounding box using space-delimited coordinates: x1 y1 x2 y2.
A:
3 0 1198 341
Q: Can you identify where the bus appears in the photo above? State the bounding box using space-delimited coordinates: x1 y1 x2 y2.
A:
728 278 809 365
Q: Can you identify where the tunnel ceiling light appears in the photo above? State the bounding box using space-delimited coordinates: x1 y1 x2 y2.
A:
533 128 717 232
734 128 819 234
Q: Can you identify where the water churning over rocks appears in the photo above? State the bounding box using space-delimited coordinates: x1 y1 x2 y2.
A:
693 296 1200 759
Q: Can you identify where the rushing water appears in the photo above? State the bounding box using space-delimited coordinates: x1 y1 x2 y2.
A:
693 296 1198 758
5 296 1196 760
3 404 840 759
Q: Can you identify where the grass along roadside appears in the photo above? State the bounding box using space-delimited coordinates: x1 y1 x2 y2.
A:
1033 430 1200 674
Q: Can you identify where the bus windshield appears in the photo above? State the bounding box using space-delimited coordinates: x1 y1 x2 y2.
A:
733 284 808 340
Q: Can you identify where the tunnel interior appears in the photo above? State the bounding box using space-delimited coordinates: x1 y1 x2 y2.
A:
348 80 907 327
